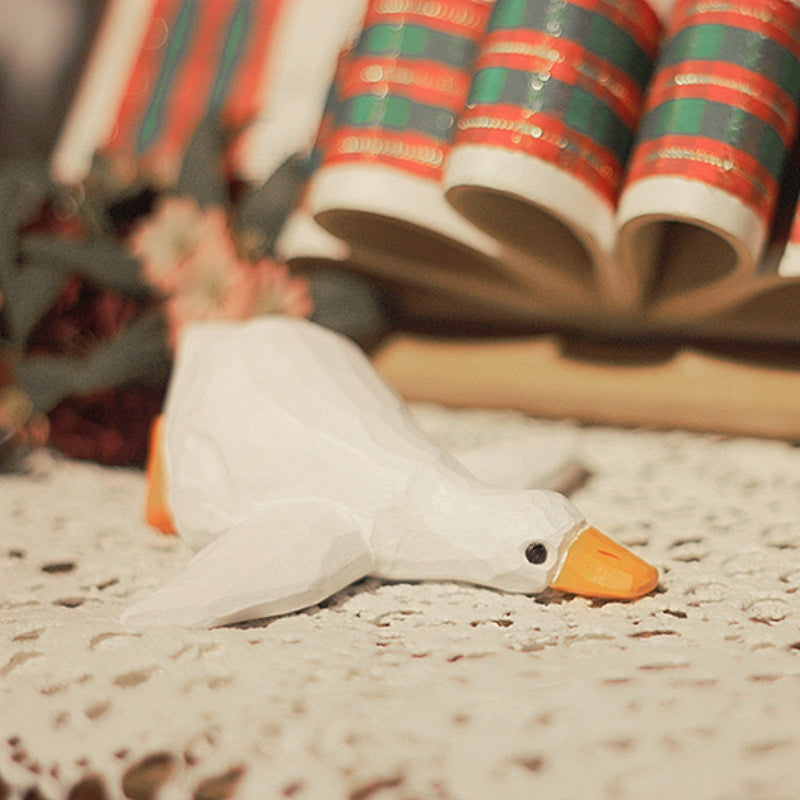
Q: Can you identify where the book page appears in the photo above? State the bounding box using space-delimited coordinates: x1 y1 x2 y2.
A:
616 0 800 322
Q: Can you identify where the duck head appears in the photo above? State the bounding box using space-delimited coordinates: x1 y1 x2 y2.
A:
369 485 657 602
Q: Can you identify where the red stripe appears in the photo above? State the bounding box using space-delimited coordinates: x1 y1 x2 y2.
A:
790 215 800 245
669 0 800 55
648 61 798 138
790 210 800 245
224 0 287 128
626 134 778 215
456 102 623 203
362 0 491 40
323 127 449 180
646 61 799 146
342 56 472 109
476 29 646 130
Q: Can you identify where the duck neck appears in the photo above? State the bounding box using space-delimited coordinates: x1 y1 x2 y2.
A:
370 470 517 584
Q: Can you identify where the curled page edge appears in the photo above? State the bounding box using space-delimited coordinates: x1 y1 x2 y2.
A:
616 175 766 318
444 144 617 307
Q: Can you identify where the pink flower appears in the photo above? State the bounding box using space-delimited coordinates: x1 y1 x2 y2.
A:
129 195 313 349
163 258 248 347
241 259 314 319
163 257 313 348
130 196 231 293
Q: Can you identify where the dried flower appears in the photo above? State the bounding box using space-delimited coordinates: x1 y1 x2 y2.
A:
129 196 231 293
248 259 315 318
129 195 313 348
1 119 315 467
27 275 141 358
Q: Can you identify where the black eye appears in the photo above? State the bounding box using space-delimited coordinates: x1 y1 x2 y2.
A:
525 542 548 565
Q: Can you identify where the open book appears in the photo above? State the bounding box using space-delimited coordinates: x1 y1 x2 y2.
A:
47 0 800 441
52 0 800 345
278 0 800 345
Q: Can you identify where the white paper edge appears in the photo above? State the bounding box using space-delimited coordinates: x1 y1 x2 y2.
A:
444 144 616 257
50 0 158 184
308 162 504 259
234 0 367 182
778 240 800 278
277 207 352 263
616 174 766 269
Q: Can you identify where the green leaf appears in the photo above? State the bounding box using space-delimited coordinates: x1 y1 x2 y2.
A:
175 116 230 209
19 236 151 298
0 264 69 349
234 153 311 258
16 311 172 412
0 163 69 347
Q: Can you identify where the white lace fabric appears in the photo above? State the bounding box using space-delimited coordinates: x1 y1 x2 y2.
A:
2 406 800 799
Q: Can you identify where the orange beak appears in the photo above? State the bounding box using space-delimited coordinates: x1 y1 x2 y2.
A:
145 415 176 535
550 526 658 600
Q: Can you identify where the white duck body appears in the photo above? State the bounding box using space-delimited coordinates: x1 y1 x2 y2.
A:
123 318 655 628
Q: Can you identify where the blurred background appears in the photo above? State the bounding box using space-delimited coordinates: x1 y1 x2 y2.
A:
0 0 103 164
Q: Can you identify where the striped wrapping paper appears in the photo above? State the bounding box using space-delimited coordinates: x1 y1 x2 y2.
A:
443 0 663 309
49 0 800 342
319 0 492 181
52 0 287 184
453 0 662 208
625 0 800 220
305 0 508 284
296 0 800 338
51 0 364 188
109 0 283 172
617 0 800 316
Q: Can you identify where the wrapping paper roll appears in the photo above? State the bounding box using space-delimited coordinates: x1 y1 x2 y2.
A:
617 0 800 316
306 0 509 292
52 0 287 185
444 0 662 306
46 0 800 344
231 0 368 183
51 0 361 187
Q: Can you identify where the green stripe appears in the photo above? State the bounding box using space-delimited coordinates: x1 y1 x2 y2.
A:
468 66 634 164
361 23 480 69
638 98 787 179
341 93 456 141
489 0 654 89
661 24 800 99
208 0 253 113
137 0 197 153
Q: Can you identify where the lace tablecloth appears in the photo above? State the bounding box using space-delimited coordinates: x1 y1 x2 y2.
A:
3 405 800 799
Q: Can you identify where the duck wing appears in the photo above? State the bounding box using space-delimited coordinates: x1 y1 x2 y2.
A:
122 497 372 628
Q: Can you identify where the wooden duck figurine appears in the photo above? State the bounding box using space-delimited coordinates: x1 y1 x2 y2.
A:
123 317 658 628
